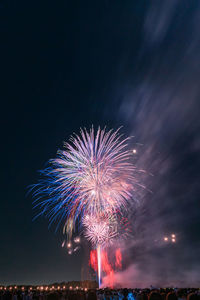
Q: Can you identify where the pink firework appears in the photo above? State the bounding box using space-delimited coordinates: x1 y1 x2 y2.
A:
82 213 118 247
34 127 138 237
60 127 136 219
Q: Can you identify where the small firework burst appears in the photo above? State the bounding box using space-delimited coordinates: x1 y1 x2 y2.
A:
82 213 118 247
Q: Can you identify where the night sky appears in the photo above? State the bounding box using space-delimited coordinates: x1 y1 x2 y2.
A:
1 1 200 286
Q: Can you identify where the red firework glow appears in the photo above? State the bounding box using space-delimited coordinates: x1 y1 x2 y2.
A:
101 251 114 288
89 248 122 288
115 248 122 269
89 250 98 272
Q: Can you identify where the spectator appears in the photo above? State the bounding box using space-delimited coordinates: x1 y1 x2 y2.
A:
187 294 198 300
87 291 97 300
148 291 162 300
167 292 178 300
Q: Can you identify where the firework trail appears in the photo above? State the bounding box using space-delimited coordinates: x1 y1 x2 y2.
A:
97 246 101 287
32 127 137 286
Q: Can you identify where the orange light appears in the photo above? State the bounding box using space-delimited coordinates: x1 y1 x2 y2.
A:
164 237 168 241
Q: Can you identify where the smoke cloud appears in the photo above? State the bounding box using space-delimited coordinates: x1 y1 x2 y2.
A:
104 1 200 288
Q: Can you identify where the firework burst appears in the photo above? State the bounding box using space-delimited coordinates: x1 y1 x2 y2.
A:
33 127 137 238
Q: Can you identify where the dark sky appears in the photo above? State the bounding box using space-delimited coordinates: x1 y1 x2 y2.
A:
1 1 200 286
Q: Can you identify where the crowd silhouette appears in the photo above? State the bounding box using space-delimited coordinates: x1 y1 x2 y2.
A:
1 288 200 300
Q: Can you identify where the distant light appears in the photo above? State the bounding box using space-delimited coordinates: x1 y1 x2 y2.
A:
67 243 72 248
63 286 66 289
164 237 168 241
172 238 176 243
133 149 137 154
74 237 80 243
58 286 60 290
69 286 72 290
171 234 176 238
76 286 79 290
84 288 88 291
15 286 17 289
